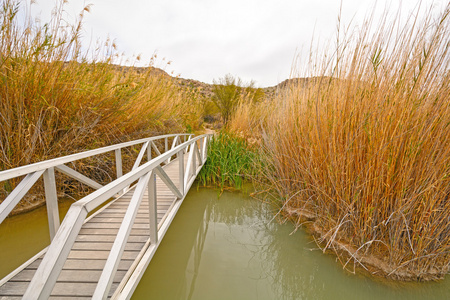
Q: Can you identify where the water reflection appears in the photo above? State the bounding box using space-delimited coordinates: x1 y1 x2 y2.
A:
132 188 450 300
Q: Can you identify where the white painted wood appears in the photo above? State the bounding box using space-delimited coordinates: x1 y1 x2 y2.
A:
193 142 197 173
148 172 158 244
114 153 204 300
147 143 152 161
23 204 88 300
150 141 161 157
201 136 208 163
184 144 195 189
110 238 151 299
0 170 45 223
170 135 179 150
1 134 211 300
195 140 202 165
0 134 190 181
0 175 135 291
153 166 182 199
55 164 103 190
80 136 205 212
178 150 185 195
43 167 60 240
93 171 151 299
131 141 149 171
184 134 193 154
166 136 179 163
115 149 123 179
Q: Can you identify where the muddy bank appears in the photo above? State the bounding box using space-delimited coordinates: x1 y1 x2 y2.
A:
7 196 47 216
283 207 449 282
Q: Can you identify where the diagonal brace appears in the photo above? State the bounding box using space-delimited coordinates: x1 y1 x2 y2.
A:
55 164 103 190
0 170 45 224
132 141 149 171
151 141 162 157
154 166 183 199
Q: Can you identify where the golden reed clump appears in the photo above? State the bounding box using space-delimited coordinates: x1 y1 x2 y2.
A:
0 0 200 208
231 3 450 280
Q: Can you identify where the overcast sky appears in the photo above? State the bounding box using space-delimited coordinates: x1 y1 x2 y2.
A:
29 0 442 87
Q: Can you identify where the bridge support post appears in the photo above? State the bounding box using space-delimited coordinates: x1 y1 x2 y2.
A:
148 171 158 244
115 149 122 179
147 142 152 161
178 149 185 195
202 136 208 163
192 143 197 176
43 167 60 240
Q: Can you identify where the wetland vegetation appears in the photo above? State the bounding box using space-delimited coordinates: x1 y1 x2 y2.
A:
1 0 449 282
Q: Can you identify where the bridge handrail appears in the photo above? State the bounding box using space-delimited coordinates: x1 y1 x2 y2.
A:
0 133 192 182
0 133 193 237
21 134 210 300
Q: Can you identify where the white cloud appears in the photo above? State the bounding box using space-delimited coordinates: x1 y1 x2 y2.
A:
28 0 442 87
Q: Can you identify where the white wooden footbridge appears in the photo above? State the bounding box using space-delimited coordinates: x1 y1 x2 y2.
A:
0 133 210 299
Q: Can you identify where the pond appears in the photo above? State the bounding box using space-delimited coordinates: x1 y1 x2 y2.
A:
132 188 450 300
0 188 448 299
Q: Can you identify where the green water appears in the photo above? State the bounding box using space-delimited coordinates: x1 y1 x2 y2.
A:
0 189 448 299
0 199 74 279
132 188 449 300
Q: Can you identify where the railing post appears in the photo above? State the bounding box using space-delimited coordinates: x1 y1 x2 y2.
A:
43 167 60 240
192 142 197 174
115 149 122 179
147 141 152 161
165 137 168 153
148 171 158 244
184 135 192 154
178 149 185 195
202 136 208 163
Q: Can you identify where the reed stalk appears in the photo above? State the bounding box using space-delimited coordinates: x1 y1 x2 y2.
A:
230 3 450 281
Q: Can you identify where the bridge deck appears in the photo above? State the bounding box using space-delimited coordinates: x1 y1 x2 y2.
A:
0 155 188 299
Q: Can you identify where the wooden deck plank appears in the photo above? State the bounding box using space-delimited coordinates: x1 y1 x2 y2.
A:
0 282 29 296
76 235 148 243
89 217 150 224
49 297 91 300
67 250 140 260
72 242 144 251
27 259 134 271
11 269 127 284
51 282 119 297
79 228 151 236
92 212 152 218
82 222 150 229
95 208 169 215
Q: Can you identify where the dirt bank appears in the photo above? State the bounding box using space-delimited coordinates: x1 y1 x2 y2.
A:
284 207 449 282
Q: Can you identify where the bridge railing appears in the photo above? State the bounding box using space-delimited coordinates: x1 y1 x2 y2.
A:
18 134 210 300
0 133 194 240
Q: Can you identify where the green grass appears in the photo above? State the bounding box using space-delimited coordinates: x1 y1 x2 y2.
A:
198 132 258 190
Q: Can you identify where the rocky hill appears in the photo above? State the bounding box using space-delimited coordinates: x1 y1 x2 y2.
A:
119 65 320 100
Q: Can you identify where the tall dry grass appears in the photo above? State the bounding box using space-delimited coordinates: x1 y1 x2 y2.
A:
0 1 199 201
231 3 450 280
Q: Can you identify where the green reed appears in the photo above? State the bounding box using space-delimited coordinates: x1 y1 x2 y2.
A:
198 132 258 190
